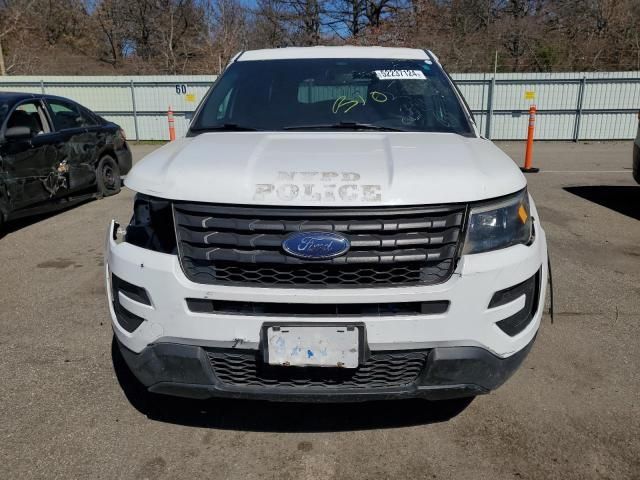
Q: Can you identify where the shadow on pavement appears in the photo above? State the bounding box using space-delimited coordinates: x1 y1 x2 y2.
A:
1 210 66 237
112 337 474 432
0 198 94 237
564 185 640 220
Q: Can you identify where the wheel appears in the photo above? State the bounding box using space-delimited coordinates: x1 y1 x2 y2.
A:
97 155 121 197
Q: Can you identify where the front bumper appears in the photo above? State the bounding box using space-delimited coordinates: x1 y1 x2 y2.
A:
115 334 537 402
106 205 548 400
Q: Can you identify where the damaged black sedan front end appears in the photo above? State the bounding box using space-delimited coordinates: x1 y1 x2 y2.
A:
0 92 132 229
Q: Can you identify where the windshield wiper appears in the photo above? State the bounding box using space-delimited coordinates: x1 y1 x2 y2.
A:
191 123 259 132
283 122 405 132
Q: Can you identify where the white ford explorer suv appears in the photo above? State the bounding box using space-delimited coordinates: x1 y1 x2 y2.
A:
106 46 548 402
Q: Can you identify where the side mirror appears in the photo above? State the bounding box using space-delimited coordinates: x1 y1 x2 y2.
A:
4 126 32 140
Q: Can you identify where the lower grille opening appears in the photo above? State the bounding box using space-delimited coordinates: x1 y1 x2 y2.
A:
187 299 450 316
206 349 429 389
184 261 436 286
491 269 541 336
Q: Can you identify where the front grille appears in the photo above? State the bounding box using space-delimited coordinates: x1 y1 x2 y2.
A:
203 262 431 285
206 349 429 389
174 203 465 287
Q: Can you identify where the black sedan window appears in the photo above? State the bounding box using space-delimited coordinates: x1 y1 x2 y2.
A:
6 102 50 135
48 99 86 130
79 107 99 126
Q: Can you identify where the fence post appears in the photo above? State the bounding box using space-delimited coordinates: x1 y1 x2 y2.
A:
40 80 45 94
130 80 140 141
573 76 587 142
479 73 486 134
486 75 495 139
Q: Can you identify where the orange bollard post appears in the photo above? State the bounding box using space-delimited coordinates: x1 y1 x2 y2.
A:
168 106 176 141
521 105 539 173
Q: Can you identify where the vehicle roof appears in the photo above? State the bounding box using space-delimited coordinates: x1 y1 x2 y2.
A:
238 46 431 62
0 91 80 104
0 91 39 102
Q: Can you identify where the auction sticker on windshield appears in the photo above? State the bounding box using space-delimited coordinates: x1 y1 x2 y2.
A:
374 70 426 80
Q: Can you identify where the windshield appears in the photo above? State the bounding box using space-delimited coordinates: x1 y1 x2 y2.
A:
190 58 474 135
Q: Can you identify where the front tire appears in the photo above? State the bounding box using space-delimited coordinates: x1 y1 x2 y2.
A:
97 155 121 197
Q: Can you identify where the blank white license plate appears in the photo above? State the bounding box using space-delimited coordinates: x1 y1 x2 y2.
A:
266 326 360 368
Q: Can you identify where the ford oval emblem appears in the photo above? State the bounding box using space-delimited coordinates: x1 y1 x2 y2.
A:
282 231 350 260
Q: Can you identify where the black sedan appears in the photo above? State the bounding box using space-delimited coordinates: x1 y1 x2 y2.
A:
0 92 132 229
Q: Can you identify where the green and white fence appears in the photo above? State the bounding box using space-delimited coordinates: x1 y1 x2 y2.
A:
454 71 640 141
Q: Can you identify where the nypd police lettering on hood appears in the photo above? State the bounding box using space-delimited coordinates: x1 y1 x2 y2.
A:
254 171 382 202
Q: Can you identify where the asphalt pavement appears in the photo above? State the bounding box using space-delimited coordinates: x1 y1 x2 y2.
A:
1 141 638 479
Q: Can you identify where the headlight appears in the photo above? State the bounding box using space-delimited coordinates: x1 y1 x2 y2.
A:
124 193 177 253
462 189 532 255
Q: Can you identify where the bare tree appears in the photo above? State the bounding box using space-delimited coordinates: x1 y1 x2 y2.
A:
94 0 131 68
0 0 639 74
249 0 290 48
0 0 35 75
209 0 248 70
271 0 324 45
332 0 365 37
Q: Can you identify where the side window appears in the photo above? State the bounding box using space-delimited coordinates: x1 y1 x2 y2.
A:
79 107 98 127
48 100 85 131
6 101 50 135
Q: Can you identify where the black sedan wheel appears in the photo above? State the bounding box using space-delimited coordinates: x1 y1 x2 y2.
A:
97 155 121 197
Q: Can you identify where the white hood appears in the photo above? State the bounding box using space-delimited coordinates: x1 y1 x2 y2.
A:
125 132 526 206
